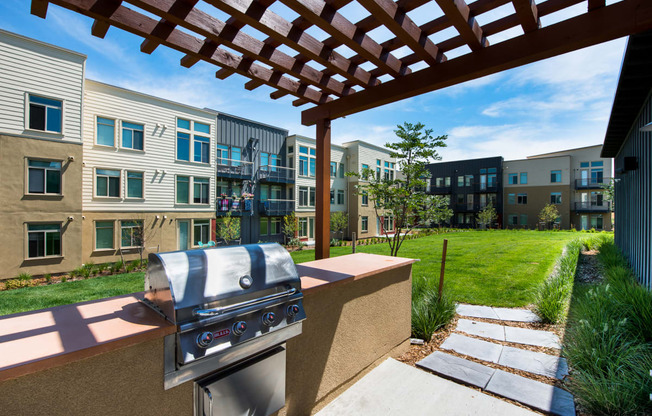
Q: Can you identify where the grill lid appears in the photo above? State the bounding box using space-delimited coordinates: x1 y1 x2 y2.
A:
145 243 300 324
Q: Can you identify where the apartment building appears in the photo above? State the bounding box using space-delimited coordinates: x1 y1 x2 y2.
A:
426 157 504 228
341 140 397 239
503 145 612 230
213 112 293 244
81 80 217 263
0 30 85 278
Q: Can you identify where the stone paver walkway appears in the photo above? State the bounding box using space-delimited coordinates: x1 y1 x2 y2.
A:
418 306 576 416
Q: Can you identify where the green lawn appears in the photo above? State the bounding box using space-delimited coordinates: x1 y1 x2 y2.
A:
0 230 579 316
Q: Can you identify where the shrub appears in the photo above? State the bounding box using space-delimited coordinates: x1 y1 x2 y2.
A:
4 279 27 290
125 262 136 273
411 277 456 340
70 266 85 278
18 272 32 282
61 276 67 283
94 263 108 275
82 262 94 272
44 274 52 283
111 261 124 274
80 267 92 279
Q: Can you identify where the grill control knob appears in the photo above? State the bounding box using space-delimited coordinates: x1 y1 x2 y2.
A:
232 321 247 336
287 304 300 317
262 312 276 326
196 331 214 348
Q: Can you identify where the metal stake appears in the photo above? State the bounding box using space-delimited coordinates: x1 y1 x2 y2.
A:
438 239 448 298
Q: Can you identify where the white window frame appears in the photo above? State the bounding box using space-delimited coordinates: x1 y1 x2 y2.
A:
94 220 115 251
120 220 143 248
193 177 210 205
120 120 145 151
26 223 62 259
26 158 63 195
361 216 368 233
95 115 116 147
175 117 212 164
25 93 64 135
337 189 345 205
125 170 145 200
176 175 190 205
271 217 282 235
94 168 122 199
192 219 211 247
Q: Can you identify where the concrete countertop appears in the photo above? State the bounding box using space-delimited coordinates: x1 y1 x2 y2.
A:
0 253 416 383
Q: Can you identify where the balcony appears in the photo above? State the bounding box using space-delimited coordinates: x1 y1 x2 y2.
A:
429 185 452 194
575 177 611 190
473 182 499 193
259 165 295 183
454 203 478 212
259 199 295 216
216 158 254 180
216 197 253 215
574 201 612 212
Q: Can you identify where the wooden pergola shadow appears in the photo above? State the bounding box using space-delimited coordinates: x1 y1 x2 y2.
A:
31 0 652 259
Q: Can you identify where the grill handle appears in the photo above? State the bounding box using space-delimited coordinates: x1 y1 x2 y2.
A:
193 288 297 317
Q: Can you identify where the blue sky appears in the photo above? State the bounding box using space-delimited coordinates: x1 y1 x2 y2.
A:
0 0 627 161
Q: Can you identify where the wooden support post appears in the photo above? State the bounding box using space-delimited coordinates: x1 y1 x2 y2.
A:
438 239 448 298
352 232 357 254
315 118 331 260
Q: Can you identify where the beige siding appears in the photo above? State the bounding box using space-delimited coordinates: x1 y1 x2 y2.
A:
82 81 216 212
0 30 85 143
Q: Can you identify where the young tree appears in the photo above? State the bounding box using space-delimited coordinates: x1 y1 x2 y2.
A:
218 211 241 244
601 179 615 211
427 195 454 228
539 203 560 230
282 212 299 246
128 215 161 266
476 203 497 229
330 212 348 242
354 122 447 256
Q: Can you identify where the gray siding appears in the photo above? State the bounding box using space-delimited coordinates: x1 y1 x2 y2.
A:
614 91 652 289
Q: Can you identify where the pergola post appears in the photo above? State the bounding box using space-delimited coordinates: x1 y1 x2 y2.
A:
315 118 331 260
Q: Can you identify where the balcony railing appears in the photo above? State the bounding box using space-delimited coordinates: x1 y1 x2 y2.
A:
429 184 452 194
258 165 295 183
575 177 611 189
454 203 478 212
259 199 295 216
216 158 254 179
217 197 253 215
574 201 612 212
473 182 499 193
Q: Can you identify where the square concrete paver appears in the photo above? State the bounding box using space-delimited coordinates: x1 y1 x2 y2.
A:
317 358 539 416
493 307 540 323
504 325 561 349
498 346 569 379
440 333 503 363
457 319 506 341
417 351 496 389
456 304 500 320
485 369 576 416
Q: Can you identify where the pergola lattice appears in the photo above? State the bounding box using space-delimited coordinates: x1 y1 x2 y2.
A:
31 0 652 258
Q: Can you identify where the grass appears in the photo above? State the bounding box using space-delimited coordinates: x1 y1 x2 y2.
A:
0 230 578 316
293 230 578 307
0 272 144 316
563 235 652 415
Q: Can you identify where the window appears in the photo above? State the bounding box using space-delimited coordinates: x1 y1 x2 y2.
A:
96 117 115 146
260 218 269 235
550 170 561 183
288 145 294 154
28 95 62 133
520 172 527 184
339 163 344 178
177 118 211 163
376 167 381 180
299 186 309 206
126 171 144 199
550 192 562 204
217 181 228 197
121 220 143 248
508 173 518 184
435 177 444 187
217 144 229 164
361 191 368 205
232 147 242 166
376 159 381 166
361 216 368 232
309 187 315 206
508 215 518 226
591 161 603 167
27 224 61 258
362 163 369 172
95 221 114 250
193 219 210 246
122 122 144 150
445 177 451 186
298 146 316 177
508 193 515 205
260 185 269 201
176 176 189 204
299 218 308 237
520 215 528 226
271 218 281 234
458 176 464 187
299 155 309 176
337 190 345 205
383 216 394 231
261 152 269 167
591 215 603 230
330 162 337 177
193 178 210 204
517 193 527 204
96 169 120 197
28 160 61 194
456 194 464 204
465 175 473 186
271 185 282 200
488 173 497 187
330 190 335 204
580 162 590 168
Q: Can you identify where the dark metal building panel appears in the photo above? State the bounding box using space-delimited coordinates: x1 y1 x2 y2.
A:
426 157 504 228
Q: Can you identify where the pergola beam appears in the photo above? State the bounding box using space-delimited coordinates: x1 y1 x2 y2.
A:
588 0 605 11
203 0 377 88
435 0 488 51
302 0 652 124
512 0 540 33
31 0 49 17
357 0 442 66
277 0 409 78
43 0 331 104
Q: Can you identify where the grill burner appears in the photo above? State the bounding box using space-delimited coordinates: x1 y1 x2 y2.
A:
142 243 306 404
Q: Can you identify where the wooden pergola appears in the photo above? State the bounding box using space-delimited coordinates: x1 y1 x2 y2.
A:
32 0 652 259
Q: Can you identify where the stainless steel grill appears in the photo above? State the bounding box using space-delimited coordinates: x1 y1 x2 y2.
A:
142 243 306 415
